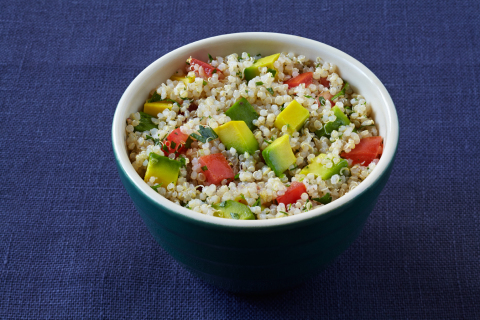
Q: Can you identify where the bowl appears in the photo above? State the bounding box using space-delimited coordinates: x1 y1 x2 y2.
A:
112 32 399 293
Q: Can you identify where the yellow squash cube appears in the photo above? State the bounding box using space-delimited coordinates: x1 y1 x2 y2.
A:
274 100 310 134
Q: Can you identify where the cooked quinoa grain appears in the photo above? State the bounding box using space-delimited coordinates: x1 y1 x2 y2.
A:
126 52 383 220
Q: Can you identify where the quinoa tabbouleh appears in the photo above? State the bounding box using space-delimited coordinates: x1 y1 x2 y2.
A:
125 52 383 220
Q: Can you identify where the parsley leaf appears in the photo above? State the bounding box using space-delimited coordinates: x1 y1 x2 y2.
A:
313 193 332 204
255 81 263 86
208 53 213 62
234 173 240 179
304 95 312 98
253 198 261 207
212 69 217 74
203 80 207 86
146 91 177 104
190 125 218 143
318 96 326 106
201 166 208 171
267 68 276 77
178 156 187 167
145 135 161 145
332 81 349 100
184 136 193 149
266 87 274 95
151 183 163 191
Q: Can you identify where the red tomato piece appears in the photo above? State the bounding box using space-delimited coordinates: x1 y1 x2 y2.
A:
340 136 383 165
277 182 307 206
316 91 334 106
198 153 234 185
165 128 190 154
187 58 224 79
320 77 330 88
284 72 313 88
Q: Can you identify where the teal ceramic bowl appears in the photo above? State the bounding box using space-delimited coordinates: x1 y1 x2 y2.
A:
112 33 399 293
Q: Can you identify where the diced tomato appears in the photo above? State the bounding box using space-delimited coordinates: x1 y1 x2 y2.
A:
319 77 330 88
165 128 190 154
276 182 307 206
340 136 383 165
198 153 234 185
316 91 334 106
284 72 313 88
187 58 224 79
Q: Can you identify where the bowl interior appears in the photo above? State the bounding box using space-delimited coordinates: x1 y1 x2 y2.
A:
112 32 398 227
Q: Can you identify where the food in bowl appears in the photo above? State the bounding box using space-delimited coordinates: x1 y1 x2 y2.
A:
125 52 383 220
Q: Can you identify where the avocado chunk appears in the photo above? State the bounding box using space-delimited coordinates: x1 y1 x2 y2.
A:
143 101 172 117
244 53 280 81
215 121 259 155
134 111 158 132
300 154 348 180
144 152 181 186
274 100 310 134
315 106 351 138
212 200 255 220
171 74 195 85
225 97 259 131
262 134 296 176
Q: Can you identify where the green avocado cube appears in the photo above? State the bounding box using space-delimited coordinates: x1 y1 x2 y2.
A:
212 200 255 220
274 100 310 134
262 134 296 176
300 154 348 180
225 97 259 131
214 121 259 155
144 152 181 186
244 53 280 81
315 106 351 138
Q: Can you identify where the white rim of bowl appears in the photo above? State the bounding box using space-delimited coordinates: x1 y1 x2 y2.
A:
112 32 399 228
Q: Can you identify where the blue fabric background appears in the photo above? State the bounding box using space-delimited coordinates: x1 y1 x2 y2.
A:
1 0 479 318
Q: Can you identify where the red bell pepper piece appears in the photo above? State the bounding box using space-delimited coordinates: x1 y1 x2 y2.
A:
340 136 383 165
198 153 234 185
284 72 313 88
165 128 190 154
187 58 223 79
277 181 307 206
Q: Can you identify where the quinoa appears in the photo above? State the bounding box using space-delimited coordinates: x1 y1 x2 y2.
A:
126 52 381 220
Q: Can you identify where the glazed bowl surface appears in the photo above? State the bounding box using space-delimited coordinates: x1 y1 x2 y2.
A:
112 32 399 293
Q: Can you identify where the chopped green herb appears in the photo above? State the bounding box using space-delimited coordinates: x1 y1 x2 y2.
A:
218 201 226 207
208 53 213 62
146 91 177 104
201 166 208 171
186 61 190 65
178 156 187 167
180 97 191 101
239 194 246 201
151 183 163 191
253 198 261 207
145 135 161 145
212 69 217 74
332 81 349 100
247 53 251 58
279 211 288 216
318 96 326 106
267 68 277 77
316 63 321 68
245 90 249 93
203 80 207 86
170 141 177 150
304 95 312 98
234 173 240 179
313 193 332 205
190 125 218 143
162 144 169 153
255 81 264 86
134 112 157 132
266 87 274 95
230 212 240 219
184 136 193 149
